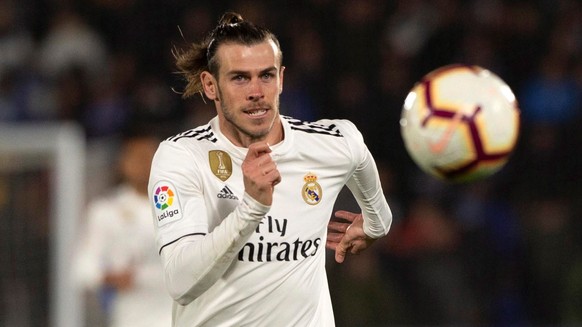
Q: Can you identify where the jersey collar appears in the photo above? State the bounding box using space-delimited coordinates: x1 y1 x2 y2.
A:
209 115 294 159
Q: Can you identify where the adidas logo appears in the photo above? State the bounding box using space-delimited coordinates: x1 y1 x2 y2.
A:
217 185 239 200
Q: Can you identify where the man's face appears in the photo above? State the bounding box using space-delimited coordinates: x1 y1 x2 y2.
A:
120 137 159 195
209 40 284 146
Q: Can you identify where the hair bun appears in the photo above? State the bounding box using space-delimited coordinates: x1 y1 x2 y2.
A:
218 12 244 26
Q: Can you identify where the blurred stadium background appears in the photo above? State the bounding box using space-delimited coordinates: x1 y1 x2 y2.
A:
1 0 581 326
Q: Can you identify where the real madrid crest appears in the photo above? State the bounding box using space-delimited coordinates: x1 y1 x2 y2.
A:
209 150 232 181
302 172 322 205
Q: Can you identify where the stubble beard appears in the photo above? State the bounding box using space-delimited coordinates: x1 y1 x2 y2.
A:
217 85 279 143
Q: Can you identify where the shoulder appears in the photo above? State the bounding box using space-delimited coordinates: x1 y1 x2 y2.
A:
89 185 124 206
283 116 362 139
86 186 126 219
283 116 368 165
283 116 364 143
155 123 217 160
164 123 217 144
150 126 217 181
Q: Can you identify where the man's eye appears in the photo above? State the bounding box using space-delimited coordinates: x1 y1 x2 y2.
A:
233 75 246 81
261 73 274 80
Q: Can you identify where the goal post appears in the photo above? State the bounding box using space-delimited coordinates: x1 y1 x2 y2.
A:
0 122 86 327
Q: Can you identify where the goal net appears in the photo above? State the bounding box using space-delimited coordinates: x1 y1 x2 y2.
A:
0 122 85 327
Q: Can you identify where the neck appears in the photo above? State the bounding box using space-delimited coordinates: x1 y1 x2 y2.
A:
222 116 284 148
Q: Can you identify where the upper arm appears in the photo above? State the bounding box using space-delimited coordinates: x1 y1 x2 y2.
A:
149 141 209 253
336 120 392 238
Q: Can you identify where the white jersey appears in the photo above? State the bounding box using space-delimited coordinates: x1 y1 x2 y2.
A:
149 115 392 327
74 184 173 327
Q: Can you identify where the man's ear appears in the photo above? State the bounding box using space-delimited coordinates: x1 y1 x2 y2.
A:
279 66 285 94
201 71 219 101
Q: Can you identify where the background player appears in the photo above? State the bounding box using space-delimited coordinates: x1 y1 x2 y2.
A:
74 131 173 327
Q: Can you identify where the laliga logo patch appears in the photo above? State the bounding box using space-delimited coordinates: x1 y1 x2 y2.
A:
152 181 182 226
209 150 232 181
154 185 174 209
302 172 322 205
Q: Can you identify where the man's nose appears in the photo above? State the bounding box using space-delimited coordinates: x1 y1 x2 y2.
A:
247 79 264 101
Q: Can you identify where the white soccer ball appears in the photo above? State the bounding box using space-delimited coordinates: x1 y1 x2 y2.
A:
400 64 520 183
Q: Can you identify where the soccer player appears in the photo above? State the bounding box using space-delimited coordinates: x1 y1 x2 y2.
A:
148 12 392 326
74 132 172 327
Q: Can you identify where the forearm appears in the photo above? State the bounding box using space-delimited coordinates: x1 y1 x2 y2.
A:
161 193 268 305
346 150 392 238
